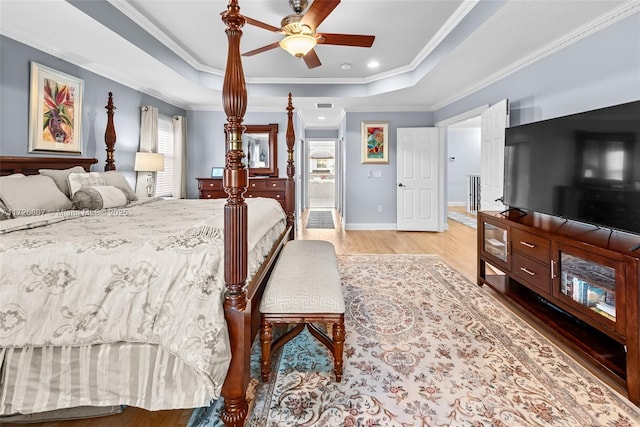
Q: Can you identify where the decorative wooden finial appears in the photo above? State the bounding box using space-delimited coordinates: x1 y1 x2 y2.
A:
285 93 296 233
104 92 116 171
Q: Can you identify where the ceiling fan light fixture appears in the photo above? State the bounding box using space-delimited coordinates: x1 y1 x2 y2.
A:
280 34 316 58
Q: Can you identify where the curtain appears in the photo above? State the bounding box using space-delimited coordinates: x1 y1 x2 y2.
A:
172 116 187 199
136 106 158 197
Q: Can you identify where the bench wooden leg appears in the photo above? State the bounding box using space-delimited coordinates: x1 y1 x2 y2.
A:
260 314 345 383
333 315 345 382
260 319 273 382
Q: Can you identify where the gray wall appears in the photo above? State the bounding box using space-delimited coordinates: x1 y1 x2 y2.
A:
0 36 185 188
447 128 481 205
344 112 434 227
186 111 296 199
434 12 640 126
340 11 639 228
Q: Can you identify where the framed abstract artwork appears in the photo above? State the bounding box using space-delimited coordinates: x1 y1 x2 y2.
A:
361 121 389 164
28 62 84 154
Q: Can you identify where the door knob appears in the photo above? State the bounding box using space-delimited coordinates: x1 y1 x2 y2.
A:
398 183 405 187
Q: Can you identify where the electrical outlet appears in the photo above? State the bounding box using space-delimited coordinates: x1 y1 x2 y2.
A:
377 205 382 212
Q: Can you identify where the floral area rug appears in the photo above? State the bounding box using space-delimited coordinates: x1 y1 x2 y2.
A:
190 254 640 426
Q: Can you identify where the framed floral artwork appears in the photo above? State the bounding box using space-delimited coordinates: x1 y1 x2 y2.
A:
28 62 84 154
361 121 389 164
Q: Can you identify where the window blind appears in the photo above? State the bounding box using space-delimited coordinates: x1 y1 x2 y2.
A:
155 114 174 197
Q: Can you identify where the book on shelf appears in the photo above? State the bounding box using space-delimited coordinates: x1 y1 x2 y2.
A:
591 306 616 321
595 301 616 317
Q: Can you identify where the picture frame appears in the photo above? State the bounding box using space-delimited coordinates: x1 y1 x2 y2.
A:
361 121 389 164
28 62 84 154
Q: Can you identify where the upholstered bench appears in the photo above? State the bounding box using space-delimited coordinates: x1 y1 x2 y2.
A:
260 239 345 382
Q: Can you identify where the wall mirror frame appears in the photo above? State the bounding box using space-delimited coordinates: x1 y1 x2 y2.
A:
226 123 279 177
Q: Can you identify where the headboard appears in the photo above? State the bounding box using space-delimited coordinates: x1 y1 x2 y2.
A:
0 156 98 176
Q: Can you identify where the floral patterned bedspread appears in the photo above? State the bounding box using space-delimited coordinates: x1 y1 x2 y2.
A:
0 197 285 396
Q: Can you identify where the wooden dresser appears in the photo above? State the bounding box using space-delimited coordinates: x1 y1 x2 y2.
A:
197 177 287 209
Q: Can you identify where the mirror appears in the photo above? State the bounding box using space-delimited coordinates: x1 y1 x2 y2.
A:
225 124 279 177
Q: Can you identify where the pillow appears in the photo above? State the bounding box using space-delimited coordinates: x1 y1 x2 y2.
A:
0 175 73 216
72 186 129 210
0 173 26 219
39 166 86 197
102 171 138 201
67 172 106 197
0 199 12 220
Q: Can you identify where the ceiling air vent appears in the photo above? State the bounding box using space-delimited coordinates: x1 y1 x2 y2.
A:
315 103 334 109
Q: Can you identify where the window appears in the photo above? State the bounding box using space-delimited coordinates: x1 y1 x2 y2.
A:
155 114 174 197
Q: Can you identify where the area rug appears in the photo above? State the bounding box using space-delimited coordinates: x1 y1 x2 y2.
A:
189 254 640 426
305 210 335 229
448 210 477 229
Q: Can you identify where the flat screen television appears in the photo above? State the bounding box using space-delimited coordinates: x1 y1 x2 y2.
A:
503 100 640 235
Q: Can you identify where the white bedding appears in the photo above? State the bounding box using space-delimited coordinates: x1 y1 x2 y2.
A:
0 197 286 414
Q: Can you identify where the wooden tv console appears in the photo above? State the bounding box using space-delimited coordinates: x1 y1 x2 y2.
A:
477 210 640 404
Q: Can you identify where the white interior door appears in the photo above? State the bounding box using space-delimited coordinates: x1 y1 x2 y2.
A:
480 99 509 211
397 127 441 231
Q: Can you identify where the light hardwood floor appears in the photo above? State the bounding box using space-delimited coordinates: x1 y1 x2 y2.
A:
7 208 625 426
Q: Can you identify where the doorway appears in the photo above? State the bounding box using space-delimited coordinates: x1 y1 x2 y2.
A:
307 140 336 208
446 115 481 217
437 106 485 230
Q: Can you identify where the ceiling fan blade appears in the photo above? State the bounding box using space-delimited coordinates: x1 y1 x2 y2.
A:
242 41 280 57
300 0 340 29
244 16 282 33
303 49 322 69
317 33 375 47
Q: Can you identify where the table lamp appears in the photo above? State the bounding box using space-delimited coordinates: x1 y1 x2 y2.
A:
134 152 164 197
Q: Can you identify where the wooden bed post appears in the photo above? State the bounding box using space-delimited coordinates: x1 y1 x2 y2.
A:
285 93 296 239
220 1 250 426
104 92 116 171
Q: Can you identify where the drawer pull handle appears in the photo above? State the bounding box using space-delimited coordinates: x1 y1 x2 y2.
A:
550 260 556 279
276 195 280 198
207 195 212 198
520 267 536 276
519 241 535 248
209 183 214 187
272 183 276 187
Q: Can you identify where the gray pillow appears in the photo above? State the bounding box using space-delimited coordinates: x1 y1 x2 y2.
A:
0 175 73 216
72 185 129 210
102 171 138 201
39 166 86 197
67 172 106 197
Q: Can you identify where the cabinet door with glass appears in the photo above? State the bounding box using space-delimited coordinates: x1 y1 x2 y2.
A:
552 243 626 337
479 215 510 271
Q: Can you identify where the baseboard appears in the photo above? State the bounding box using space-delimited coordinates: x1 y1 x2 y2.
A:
448 202 466 207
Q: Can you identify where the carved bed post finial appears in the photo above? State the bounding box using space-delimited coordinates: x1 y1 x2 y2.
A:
220 1 250 426
221 0 248 303
104 92 116 171
285 93 296 237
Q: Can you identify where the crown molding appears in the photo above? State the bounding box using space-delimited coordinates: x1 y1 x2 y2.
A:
432 1 640 110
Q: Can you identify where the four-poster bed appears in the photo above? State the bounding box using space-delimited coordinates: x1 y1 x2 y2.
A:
218 2 298 424
0 2 296 425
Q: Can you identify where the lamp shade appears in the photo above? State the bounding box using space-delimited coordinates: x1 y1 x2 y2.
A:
279 34 316 58
134 152 164 172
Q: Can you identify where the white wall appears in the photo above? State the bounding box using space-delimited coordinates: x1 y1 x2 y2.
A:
447 127 481 205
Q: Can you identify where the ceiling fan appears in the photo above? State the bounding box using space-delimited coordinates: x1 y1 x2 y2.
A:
241 0 375 69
